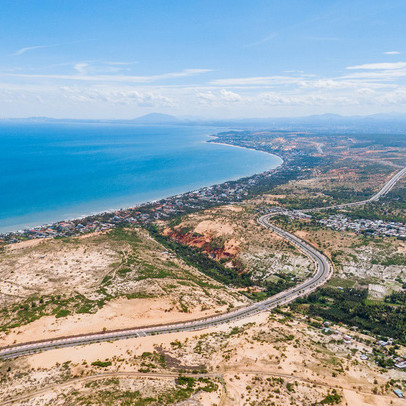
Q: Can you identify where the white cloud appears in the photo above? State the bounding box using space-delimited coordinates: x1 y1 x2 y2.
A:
298 78 393 90
60 86 174 107
260 92 292 105
72 61 137 75
210 75 304 86
197 89 243 104
299 79 353 89
73 63 89 75
384 51 401 55
377 88 406 104
259 92 360 106
2 68 213 83
218 89 242 102
343 69 406 81
2 58 406 117
13 44 55 56
355 87 376 96
346 62 406 70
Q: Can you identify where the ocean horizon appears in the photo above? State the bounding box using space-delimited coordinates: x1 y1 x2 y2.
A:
0 123 281 233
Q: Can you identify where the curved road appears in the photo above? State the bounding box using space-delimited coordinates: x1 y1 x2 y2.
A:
0 214 332 360
1 165 405 360
305 166 406 213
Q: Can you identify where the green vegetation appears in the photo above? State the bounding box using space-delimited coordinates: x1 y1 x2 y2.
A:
263 273 298 296
147 225 253 288
91 360 112 368
69 375 218 405
244 273 299 301
247 155 325 199
326 278 356 289
0 293 101 331
372 253 406 266
0 227 224 332
139 351 166 371
342 201 406 224
108 227 142 244
316 390 342 405
293 287 406 343
55 309 71 318
386 291 406 305
117 267 132 276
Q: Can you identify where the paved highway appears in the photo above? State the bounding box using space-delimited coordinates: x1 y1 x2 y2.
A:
2 165 404 360
305 166 406 213
0 214 332 360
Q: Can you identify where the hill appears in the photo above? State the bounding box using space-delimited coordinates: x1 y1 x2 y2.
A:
131 113 180 124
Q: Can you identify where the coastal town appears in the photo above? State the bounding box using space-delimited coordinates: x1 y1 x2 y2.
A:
3 132 406 245
263 207 406 239
1 131 321 245
0 165 282 244
2 128 406 405
3 2 406 404
319 214 406 239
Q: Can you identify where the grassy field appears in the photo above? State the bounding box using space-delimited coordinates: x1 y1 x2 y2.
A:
0 227 247 334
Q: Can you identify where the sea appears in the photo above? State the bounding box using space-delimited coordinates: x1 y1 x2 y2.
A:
0 122 282 233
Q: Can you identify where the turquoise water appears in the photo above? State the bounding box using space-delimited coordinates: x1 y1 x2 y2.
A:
0 123 281 232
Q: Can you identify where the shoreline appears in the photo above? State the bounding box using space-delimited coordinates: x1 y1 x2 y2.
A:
0 138 284 239
207 141 262 153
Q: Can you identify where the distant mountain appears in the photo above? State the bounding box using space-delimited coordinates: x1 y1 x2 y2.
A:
131 113 181 124
2 112 406 133
367 112 406 121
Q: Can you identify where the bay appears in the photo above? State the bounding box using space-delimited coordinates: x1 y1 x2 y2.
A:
0 123 281 232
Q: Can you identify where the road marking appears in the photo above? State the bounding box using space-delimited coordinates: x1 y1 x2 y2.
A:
3 166 404 360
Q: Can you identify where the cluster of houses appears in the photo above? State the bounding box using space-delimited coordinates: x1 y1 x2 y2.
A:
9 186 402 245
321 321 406 375
1 135 309 245
261 206 313 220
261 208 406 240
0 168 279 244
319 214 406 238
1 219 118 242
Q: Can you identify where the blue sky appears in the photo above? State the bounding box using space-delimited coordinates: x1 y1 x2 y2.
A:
0 0 406 118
